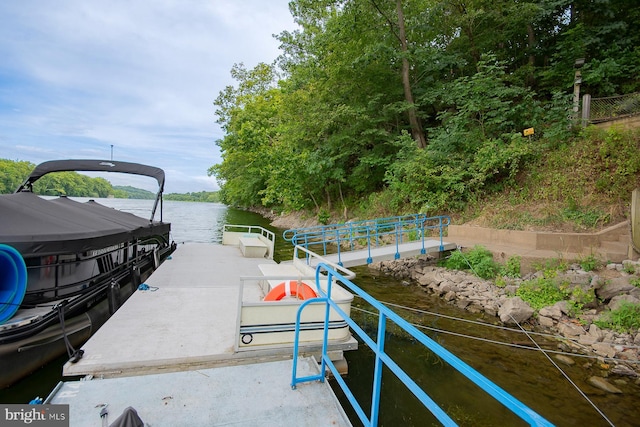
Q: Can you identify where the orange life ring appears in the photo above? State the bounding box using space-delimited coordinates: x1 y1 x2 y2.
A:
264 280 318 301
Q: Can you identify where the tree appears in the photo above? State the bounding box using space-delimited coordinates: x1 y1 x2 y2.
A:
209 63 282 207
0 159 34 193
209 0 638 215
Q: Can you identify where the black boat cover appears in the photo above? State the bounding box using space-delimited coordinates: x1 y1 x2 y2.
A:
0 192 170 256
16 159 165 193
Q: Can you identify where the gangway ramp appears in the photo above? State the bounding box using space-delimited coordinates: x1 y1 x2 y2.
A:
319 239 457 268
284 214 457 268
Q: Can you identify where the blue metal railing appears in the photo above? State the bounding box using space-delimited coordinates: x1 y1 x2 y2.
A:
282 214 450 265
291 263 554 427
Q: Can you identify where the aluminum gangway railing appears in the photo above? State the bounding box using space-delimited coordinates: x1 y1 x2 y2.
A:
282 214 451 266
291 263 554 427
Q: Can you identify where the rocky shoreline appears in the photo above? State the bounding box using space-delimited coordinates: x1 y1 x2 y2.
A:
369 255 640 394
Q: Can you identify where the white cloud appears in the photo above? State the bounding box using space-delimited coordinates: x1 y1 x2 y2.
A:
0 0 296 194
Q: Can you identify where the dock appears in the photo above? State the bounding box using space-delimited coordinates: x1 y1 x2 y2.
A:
62 242 355 379
319 239 457 267
44 218 553 426
48 240 355 426
282 213 457 267
50 357 351 426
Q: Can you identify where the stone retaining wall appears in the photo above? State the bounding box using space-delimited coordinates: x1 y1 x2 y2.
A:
448 221 632 262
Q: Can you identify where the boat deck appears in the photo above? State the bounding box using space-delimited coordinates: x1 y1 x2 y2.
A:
50 357 351 426
63 243 355 379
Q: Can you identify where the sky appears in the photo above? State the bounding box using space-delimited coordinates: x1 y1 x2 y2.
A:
0 1 297 193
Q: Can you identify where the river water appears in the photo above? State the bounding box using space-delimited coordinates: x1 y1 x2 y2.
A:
1 199 638 426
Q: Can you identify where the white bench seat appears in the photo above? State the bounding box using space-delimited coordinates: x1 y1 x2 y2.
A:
238 237 268 258
257 264 305 289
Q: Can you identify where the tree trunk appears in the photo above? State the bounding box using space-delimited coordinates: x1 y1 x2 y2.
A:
396 0 427 149
309 192 320 212
338 182 348 220
325 187 332 211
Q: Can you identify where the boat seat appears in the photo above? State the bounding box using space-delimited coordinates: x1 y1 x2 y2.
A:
258 264 311 290
238 237 268 258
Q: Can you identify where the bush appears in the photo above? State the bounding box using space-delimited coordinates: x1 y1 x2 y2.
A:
318 209 330 225
440 246 499 280
440 250 471 271
500 255 521 278
578 254 600 272
595 302 640 333
516 278 565 310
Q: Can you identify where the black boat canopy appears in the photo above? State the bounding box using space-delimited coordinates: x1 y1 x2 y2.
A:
0 193 170 256
16 159 165 193
1 159 170 256
16 159 165 222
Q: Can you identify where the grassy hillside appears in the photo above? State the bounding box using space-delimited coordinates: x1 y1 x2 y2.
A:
324 125 640 233
455 125 640 232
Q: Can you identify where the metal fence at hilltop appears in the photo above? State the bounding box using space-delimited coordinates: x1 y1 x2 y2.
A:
584 92 640 123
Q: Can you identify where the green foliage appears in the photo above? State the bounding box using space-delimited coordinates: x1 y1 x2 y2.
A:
383 58 551 214
531 258 568 276
578 254 600 272
165 191 221 203
494 276 507 288
210 0 640 217
0 159 34 193
32 172 112 197
629 277 640 288
500 256 521 278
516 278 566 310
562 285 595 317
440 246 499 280
114 186 155 199
595 302 640 333
1 159 215 201
318 209 330 225
440 250 471 271
562 204 610 229
516 275 596 313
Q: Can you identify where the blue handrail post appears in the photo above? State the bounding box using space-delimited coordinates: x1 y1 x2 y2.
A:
370 312 387 426
307 234 314 263
366 226 373 264
420 218 427 255
291 297 327 389
334 227 343 266
394 222 400 260
349 223 354 251
438 216 445 252
322 227 327 255
318 269 333 380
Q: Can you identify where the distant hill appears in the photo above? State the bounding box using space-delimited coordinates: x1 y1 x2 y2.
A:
113 185 220 203
164 191 220 203
113 185 156 199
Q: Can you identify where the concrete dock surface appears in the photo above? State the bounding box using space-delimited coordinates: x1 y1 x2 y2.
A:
51 357 351 426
